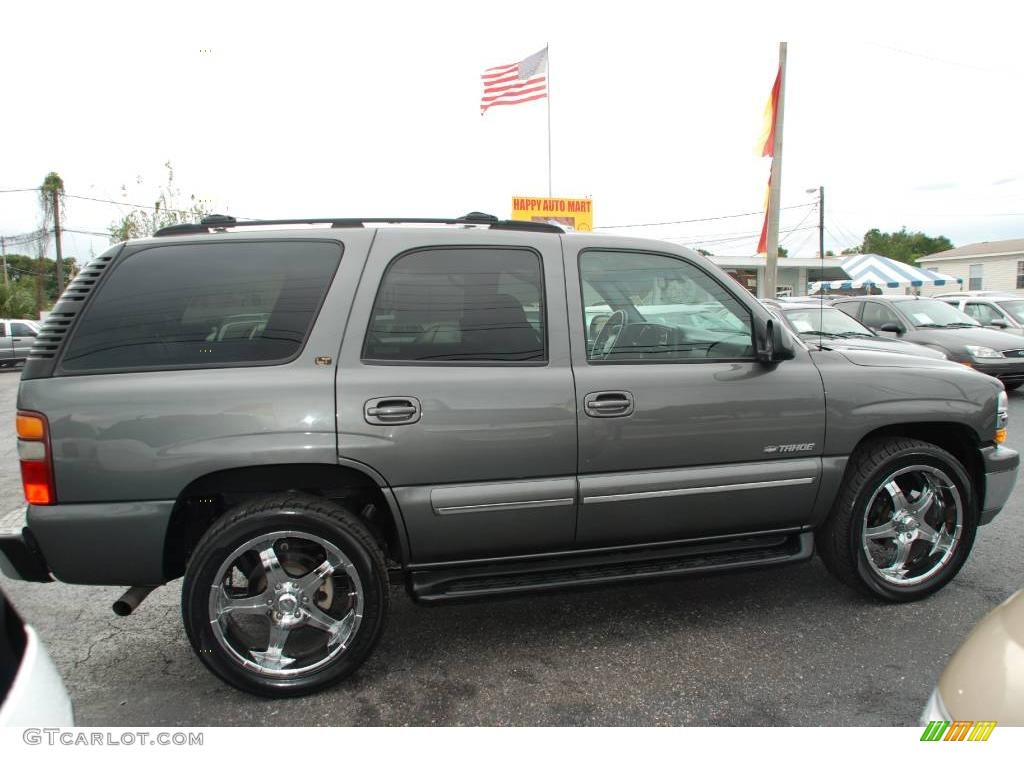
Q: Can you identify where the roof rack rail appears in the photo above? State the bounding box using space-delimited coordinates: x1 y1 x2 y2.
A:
153 212 563 237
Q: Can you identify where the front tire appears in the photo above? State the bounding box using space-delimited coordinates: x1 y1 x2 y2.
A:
182 493 389 697
817 437 977 602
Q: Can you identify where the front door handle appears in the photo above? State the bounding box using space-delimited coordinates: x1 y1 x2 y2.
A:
364 397 421 425
584 391 634 418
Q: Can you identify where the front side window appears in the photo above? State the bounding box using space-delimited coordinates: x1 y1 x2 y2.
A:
969 263 983 291
10 322 35 337
860 302 902 330
363 247 546 362
964 302 1001 325
61 241 341 373
579 250 753 361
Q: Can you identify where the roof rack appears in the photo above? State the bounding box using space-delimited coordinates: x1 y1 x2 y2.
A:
153 212 563 237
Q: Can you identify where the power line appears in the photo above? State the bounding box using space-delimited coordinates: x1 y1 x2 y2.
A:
593 203 813 230
63 227 110 238
0 188 39 194
62 192 201 216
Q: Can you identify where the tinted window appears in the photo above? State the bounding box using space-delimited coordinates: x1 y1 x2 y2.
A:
0 324 6 338
363 248 545 362
860 302 902 330
10 322 35 337
61 241 341 372
580 250 753 361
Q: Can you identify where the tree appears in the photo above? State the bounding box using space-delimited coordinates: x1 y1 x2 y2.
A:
859 227 953 264
777 246 788 258
2 252 79 311
36 171 66 313
108 162 211 242
696 248 713 257
0 281 36 318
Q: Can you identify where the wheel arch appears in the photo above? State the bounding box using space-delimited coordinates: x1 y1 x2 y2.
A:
851 421 978 493
163 461 409 581
849 421 983 504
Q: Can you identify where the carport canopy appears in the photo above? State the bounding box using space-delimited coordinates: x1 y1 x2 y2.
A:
808 253 963 292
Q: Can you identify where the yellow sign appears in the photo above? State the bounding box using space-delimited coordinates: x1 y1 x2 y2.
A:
511 196 593 232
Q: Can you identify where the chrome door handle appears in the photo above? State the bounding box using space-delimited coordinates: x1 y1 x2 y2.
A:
584 391 634 418
364 397 421 425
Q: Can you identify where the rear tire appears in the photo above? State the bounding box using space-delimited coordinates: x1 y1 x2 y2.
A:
182 492 389 697
816 437 977 602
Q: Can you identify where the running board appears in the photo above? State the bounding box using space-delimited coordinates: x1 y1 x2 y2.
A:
409 531 813 603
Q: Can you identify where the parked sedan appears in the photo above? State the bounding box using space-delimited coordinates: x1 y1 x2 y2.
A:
921 589 1024 726
0 584 73 726
834 296 1024 388
767 302 947 360
935 293 1024 336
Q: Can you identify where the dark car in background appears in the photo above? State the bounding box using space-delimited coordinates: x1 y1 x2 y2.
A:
765 301 947 360
834 296 1024 389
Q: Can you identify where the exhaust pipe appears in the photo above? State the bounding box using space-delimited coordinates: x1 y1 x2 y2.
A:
112 586 156 616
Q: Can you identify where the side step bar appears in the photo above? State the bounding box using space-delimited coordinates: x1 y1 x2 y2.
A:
409 531 813 603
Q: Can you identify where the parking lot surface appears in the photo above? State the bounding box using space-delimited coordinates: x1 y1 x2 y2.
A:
2 368 1022 726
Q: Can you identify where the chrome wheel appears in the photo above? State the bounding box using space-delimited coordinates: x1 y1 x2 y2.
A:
208 530 363 678
861 465 963 587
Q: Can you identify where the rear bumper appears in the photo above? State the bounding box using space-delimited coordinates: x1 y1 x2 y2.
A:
980 444 1019 525
22 501 174 586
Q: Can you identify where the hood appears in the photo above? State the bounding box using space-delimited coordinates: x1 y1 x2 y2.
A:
819 335 946 360
906 326 1024 352
837 348 976 372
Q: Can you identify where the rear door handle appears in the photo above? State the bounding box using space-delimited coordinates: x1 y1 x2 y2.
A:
364 397 421 425
584 391 634 418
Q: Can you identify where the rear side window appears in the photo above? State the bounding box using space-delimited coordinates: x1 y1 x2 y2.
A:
60 240 341 373
363 247 546 362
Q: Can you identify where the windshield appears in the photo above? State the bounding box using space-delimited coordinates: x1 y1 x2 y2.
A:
783 307 873 337
998 300 1024 324
901 300 980 328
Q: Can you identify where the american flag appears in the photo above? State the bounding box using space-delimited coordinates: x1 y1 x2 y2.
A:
480 47 548 115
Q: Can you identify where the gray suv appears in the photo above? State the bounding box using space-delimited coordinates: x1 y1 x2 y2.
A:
0 214 1018 697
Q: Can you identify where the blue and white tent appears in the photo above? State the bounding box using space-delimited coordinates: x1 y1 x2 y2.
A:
808 253 962 292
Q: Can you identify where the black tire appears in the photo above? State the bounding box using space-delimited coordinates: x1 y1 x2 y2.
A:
182 492 389 697
816 437 978 602
1004 383 1022 391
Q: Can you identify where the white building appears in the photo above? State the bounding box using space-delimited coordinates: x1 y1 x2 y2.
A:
707 255 848 298
918 238 1024 296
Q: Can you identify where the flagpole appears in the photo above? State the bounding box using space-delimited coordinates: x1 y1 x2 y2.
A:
763 41 787 299
546 43 552 197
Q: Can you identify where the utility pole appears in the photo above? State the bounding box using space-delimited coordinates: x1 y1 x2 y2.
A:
818 186 825 259
52 186 64 294
0 236 7 287
763 42 787 299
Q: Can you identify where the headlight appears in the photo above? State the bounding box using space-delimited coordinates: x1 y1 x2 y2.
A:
997 390 1009 444
965 345 1003 359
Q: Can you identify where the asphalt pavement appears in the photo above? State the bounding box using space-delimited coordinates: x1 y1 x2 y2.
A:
2 367 1022 726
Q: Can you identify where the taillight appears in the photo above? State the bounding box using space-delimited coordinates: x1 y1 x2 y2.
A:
17 410 55 505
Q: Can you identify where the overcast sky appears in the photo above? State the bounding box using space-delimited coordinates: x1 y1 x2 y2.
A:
3 1 1023 265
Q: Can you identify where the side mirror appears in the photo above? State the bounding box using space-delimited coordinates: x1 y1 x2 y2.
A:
879 322 902 334
991 319 1009 329
756 318 795 364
